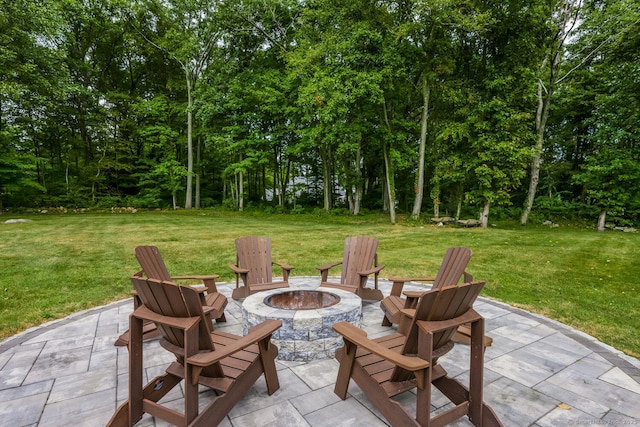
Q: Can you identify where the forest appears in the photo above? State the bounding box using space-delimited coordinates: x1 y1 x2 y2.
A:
1 0 639 229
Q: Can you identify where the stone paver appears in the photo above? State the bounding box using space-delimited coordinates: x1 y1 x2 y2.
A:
1 277 639 426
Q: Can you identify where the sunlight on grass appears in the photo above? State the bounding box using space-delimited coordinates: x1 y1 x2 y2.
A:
1 210 639 358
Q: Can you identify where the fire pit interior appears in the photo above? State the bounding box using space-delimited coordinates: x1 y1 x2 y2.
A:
264 290 340 310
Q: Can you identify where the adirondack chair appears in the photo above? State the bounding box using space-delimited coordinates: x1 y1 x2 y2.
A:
107 276 282 427
333 281 503 427
114 245 228 346
229 236 294 299
316 236 385 301
380 247 492 347
380 247 473 328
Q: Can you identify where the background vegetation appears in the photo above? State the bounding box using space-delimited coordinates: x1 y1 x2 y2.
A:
2 0 640 229
1 211 639 359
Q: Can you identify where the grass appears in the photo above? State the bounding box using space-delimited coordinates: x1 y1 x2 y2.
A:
1 209 639 359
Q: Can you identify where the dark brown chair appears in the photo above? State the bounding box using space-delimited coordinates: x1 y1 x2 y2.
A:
229 236 294 299
107 277 282 427
380 247 492 346
114 245 227 346
380 247 473 328
333 281 503 427
316 236 385 301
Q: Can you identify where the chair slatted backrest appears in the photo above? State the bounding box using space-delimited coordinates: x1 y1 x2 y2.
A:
341 236 378 285
130 276 214 352
135 246 172 281
235 236 274 285
392 281 485 381
432 247 472 289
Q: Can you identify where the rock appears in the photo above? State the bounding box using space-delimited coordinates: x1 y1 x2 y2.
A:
456 219 481 227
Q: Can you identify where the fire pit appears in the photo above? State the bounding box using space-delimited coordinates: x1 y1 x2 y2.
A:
242 287 362 361
264 290 340 310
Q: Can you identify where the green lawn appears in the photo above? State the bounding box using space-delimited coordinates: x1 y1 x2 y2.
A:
1 210 639 358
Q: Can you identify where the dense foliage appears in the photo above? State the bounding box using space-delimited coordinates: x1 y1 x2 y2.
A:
2 0 639 228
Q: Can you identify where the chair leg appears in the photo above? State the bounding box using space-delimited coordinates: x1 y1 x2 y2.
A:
381 315 392 327
258 339 280 395
334 342 357 399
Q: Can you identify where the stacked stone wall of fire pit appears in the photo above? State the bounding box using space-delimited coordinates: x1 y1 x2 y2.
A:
242 287 362 361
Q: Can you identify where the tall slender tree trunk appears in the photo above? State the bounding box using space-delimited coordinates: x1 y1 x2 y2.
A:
521 1 576 224
320 146 332 211
522 59 555 225
382 102 396 224
352 141 362 215
411 76 429 220
185 75 194 209
195 135 201 209
238 171 244 212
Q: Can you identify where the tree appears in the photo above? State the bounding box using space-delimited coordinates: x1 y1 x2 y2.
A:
521 0 640 224
575 146 640 231
463 1 540 228
0 0 65 206
570 0 640 230
129 0 222 209
291 0 409 219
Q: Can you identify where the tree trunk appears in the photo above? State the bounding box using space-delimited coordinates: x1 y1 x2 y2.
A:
522 63 554 225
480 201 490 229
238 170 244 212
382 102 396 224
195 135 201 209
431 180 440 219
185 74 194 209
522 1 576 224
411 76 429 220
597 209 606 232
352 141 362 215
320 145 332 211
383 142 396 224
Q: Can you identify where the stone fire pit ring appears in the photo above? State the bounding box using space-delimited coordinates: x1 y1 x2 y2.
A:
241 287 362 361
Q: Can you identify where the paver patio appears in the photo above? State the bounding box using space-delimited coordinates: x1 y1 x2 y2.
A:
1 277 639 426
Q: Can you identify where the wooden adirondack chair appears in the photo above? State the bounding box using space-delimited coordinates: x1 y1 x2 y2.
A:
333 281 503 427
316 236 385 301
107 276 282 427
380 247 473 328
380 247 492 347
114 245 227 346
229 236 294 299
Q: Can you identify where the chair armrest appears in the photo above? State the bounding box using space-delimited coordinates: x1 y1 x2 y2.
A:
316 261 342 282
188 319 283 366
463 271 473 282
402 290 425 298
273 261 294 281
273 261 294 271
316 261 342 271
333 322 430 371
387 276 436 297
416 309 482 334
172 274 220 281
133 305 200 330
171 274 220 294
358 264 385 277
228 264 250 274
